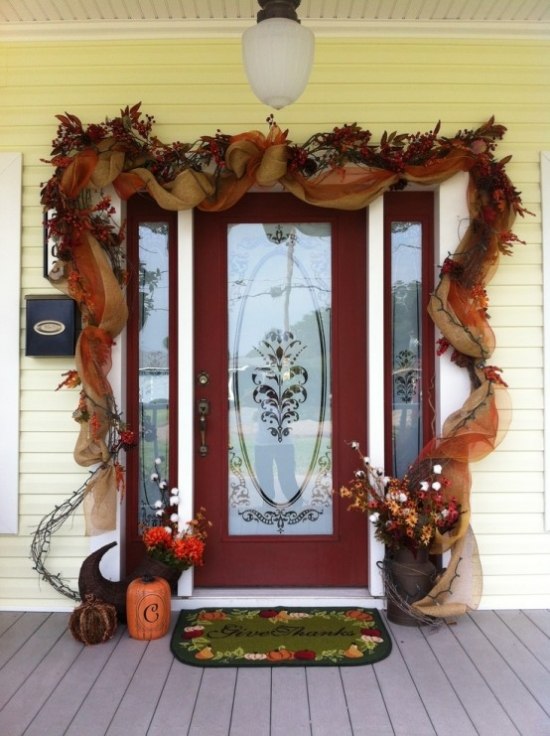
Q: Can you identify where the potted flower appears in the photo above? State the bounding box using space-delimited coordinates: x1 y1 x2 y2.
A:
340 443 461 624
139 459 210 588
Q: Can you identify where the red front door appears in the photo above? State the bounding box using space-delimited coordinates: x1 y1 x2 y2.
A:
194 194 368 587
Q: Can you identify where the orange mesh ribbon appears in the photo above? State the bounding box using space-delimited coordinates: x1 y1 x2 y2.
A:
50 119 515 598
111 127 290 212
60 149 99 199
58 232 127 533
429 276 496 359
282 167 397 210
403 146 476 184
199 127 289 212
406 373 511 617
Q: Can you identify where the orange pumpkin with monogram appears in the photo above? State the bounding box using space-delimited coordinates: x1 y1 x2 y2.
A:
126 575 171 640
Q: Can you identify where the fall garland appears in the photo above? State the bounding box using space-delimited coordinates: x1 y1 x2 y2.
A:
33 104 531 604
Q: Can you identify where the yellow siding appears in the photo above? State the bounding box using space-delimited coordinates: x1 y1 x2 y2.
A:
1 35 549 610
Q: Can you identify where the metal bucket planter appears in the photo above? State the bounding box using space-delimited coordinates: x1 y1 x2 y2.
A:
385 547 436 626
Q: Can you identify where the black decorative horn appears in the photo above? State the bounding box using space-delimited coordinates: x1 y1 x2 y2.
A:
78 541 128 621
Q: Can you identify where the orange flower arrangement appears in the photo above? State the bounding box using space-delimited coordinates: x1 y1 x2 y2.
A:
142 520 208 570
141 459 210 571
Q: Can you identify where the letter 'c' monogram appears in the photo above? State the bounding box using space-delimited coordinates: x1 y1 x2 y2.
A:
143 602 160 623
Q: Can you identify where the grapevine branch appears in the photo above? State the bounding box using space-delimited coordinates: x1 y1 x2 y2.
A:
30 468 101 600
30 389 134 600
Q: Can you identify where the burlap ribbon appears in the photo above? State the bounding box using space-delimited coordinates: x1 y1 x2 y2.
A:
52 220 128 531
429 275 495 359
53 121 514 619
414 525 483 618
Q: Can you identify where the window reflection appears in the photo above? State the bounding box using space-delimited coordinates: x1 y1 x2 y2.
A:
227 223 333 536
137 222 170 529
391 221 423 477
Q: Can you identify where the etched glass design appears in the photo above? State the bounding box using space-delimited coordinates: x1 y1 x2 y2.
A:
228 223 332 535
390 221 423 477
137 222 170 528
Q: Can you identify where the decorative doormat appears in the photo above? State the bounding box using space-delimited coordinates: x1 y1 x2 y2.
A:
171 607 392 667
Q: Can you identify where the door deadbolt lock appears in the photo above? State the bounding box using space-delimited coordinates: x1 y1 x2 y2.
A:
197 398 210 457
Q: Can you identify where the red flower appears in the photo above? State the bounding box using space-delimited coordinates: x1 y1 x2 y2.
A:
143 526 172 550
482 365 508 387
173 536 205 567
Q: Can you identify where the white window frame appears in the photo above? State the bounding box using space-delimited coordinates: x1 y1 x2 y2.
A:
0 153 22 534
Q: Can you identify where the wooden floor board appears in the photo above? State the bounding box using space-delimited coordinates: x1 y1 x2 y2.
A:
422 615 521 735
498 610 550 672
230 667 272 736
476 611 550 713
389 622 477 736
453 612 550 735
0 611 23 638
147 658 203 735
523 609 550 636
0 613 67 711
306 667 353 735
0 627 82 736
0 611 50 669
0 610 549 736
105 634 177 736
23 627 125 736
187 668 237 736
340 665 395 736
372 623 436 736
271 667 311 736
63 630 149 736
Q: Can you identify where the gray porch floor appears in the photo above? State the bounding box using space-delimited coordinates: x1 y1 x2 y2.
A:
0 609 549 736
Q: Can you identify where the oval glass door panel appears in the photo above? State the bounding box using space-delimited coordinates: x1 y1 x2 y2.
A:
228 222 332 536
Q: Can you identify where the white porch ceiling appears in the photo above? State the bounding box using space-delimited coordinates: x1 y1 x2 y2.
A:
1 0 549 39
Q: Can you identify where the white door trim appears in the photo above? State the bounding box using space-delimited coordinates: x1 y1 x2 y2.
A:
175 175 469 603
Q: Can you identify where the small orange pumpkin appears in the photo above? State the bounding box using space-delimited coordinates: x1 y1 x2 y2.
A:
195 646 215 660
126 574 171 640
198 610 227 621
345 609 374 622
343 644 363 659
266 647 293 661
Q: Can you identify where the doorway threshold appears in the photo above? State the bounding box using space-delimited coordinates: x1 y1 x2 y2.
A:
172 588 384 610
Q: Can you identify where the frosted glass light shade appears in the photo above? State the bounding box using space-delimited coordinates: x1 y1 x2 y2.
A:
242 17 314 109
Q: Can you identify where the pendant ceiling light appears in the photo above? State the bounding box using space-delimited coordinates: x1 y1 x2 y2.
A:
242 0 315 110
